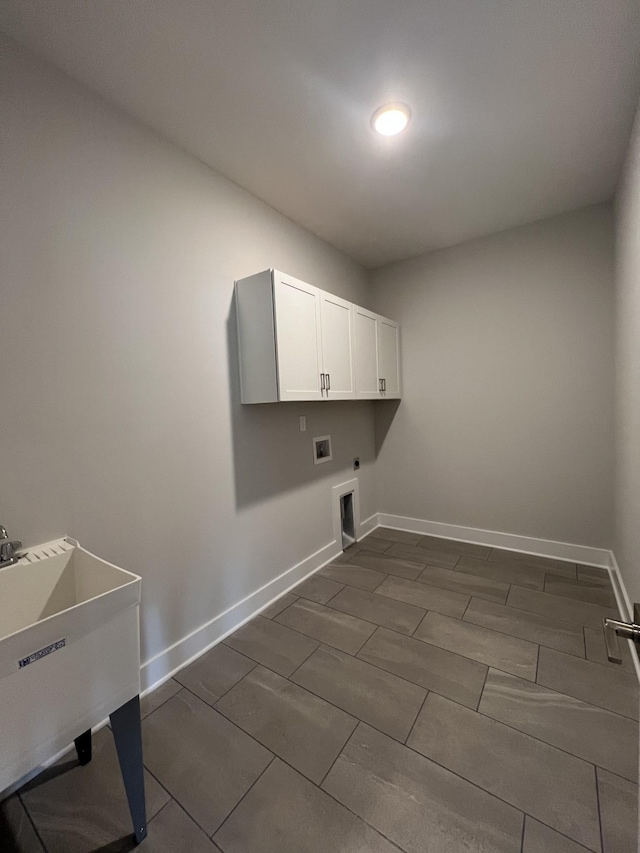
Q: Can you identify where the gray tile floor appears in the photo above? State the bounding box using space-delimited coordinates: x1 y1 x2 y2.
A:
1 529 638 852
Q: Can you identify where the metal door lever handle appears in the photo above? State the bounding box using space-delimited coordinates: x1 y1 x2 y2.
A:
603 616 640 664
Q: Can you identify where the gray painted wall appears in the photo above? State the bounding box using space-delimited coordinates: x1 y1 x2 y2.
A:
615 101 640 604
1 33 622 682
0 35 376 666
371 205 615 548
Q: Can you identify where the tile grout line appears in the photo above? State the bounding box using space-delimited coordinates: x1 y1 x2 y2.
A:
473 677 636 779
316 716 360 790
398 736 601 851
462 595 588 659
403 690 430 746
318 588 428 636
476 664 490 711
145 682 347 842
17 791 49 853
141 681 185 720
224 587 634 725
209 755 276 842
212 717 406 853
594 765 605 853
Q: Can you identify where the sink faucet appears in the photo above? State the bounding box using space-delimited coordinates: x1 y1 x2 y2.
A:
0 524 22 568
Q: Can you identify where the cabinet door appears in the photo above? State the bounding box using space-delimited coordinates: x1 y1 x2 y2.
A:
353 305 380 399
320 291 355 399
273 272 323 401
377 316 401 398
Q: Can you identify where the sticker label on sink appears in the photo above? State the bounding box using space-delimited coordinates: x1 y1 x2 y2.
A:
18 639 66 669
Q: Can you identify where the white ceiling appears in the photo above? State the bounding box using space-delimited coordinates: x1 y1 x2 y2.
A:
2 1 640 267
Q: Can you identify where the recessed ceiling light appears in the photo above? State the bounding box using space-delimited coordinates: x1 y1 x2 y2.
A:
371 104 411 136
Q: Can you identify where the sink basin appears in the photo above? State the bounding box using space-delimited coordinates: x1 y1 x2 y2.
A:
0 538 141 793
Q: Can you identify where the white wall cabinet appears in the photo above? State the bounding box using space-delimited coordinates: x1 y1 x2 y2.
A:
377 315 401 398
319 290 356 400
235 269 399 404
273 273 324 401
353 305 380 400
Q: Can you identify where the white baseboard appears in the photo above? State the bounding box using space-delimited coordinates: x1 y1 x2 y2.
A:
140 537 341 693
376 513 610 568
358 512 379 540
142 512 377 695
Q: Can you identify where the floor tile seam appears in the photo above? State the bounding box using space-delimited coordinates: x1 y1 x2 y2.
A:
355 618 491 679
181 678 369 791
399 738 601 851
544 570 616 591
476 665 490 711
534 671 640 722
184 655 394 742
408 619 540 669
479 665 638 729
271 609 377 657
460 596 473 621
468 591 611 635
146 680 192 718
402 691 430 746
209 755 276 842
320 568 392 595
321 594 428 633
488 549 578 571
462 607 587 660
316 717 361 790
525 814 603 853
350 641 491 714
137 762 188 828
317 718 501 853
348 556 427 577
286 662 427 744
151 680 281 778
219 621 625 735
222 616 325 663
410 571 511 603
505 586 618 628
17 791 49 853
172 677 222 707
209 667 361 743
595 764 640 790
144 688 328 839
320 582 348 607
212 739 407 853
372 580 471 612
334 725 530 838
453 563 546 588
146 796 173 827
593 764 605 853
537 585 618 609
473 694 636 777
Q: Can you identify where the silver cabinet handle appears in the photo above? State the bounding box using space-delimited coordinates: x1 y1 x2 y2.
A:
320 373 325 395
379 379 383 393
326 373 330 391
383 378 386 391
603 614 640 663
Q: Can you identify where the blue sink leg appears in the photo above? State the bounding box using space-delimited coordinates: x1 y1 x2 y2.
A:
110 695 147 845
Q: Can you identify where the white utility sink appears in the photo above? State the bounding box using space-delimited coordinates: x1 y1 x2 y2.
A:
0 538 141 794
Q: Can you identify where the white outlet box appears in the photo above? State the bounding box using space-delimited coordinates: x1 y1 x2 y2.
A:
299 416 306 432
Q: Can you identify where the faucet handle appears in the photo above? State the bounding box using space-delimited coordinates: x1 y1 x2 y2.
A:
0 523 8 540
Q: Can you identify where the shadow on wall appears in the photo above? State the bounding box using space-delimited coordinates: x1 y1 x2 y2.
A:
374 399 401 456
226 293 376 509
